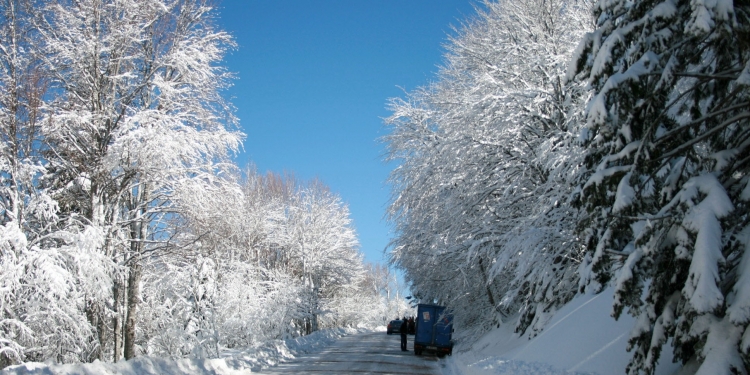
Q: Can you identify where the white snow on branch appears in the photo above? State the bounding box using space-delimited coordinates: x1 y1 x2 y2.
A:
686 0 735 36
727 226 750 324
588 52 660 128
692 315 745 375
583 165 631 191
678 174 734 313
613 172 636 212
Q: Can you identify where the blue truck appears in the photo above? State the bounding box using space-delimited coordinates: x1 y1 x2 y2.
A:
413 303 453 356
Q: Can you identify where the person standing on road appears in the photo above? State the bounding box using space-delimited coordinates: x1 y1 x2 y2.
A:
399 316 408 351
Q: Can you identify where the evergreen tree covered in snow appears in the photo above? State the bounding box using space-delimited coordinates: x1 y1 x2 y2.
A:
571 0 750 373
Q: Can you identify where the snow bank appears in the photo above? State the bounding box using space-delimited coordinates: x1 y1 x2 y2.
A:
0 327 369 375
448 288 685 375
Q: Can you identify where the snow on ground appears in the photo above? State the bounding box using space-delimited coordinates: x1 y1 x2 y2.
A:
1 290 696 375
444 288 686 375
1 327 375 375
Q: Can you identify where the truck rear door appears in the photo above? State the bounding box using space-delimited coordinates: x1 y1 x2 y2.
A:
434 309 453 347
416 305 436 345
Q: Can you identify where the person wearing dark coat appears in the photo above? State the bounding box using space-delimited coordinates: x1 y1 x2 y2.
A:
399 316 408 351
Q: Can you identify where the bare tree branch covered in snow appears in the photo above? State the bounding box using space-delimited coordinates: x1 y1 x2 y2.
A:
384 0 594 340
0 0 312 368
0 0 102 366
138 168 405 358
33 0 243 363
0 1 394 368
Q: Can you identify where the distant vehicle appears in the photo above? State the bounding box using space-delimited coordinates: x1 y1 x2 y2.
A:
386 319 403 335
413 304 453 357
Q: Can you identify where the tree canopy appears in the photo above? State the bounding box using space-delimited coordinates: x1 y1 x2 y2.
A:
385 0 750 373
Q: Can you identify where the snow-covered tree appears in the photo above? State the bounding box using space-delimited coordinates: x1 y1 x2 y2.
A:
163 169 376 351
0 0 42 365
0 0 382 368
384 0 592 337
571 0 750 373
0 0 108 366
36 0 241 361
184 256 220 358
0 0 242 367
270 178 361 334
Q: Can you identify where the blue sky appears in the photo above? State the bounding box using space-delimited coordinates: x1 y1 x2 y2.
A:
218 1 477 266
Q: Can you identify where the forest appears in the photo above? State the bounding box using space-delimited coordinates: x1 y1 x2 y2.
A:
0 0 408 369
1 0 749 374
384 0 750 373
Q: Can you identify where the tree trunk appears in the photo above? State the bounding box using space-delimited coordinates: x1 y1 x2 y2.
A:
478 257 496 307
112 281 123 362
124 184 146 360
311 275 320 333
124 262 141 359
478 257 506 325
96 310 107 361
84 301 105 361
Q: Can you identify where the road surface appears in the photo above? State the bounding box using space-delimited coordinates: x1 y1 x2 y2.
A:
259 331 443 374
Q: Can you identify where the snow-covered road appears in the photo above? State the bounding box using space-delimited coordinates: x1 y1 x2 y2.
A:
259 332 443 374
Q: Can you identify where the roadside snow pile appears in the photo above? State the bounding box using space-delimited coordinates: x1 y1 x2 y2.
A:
449 288 685 375
1 327 368 375
464 358 596 375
